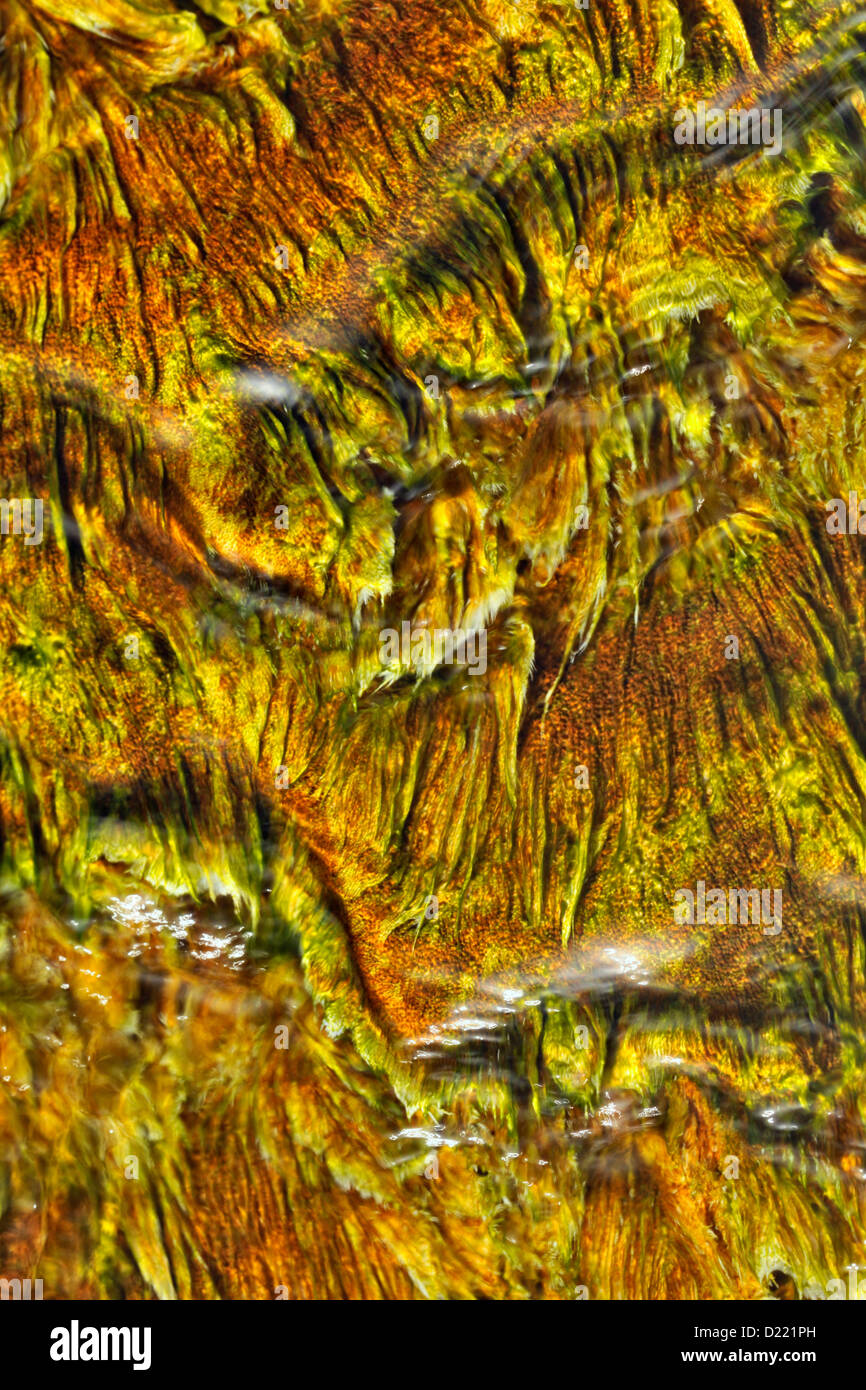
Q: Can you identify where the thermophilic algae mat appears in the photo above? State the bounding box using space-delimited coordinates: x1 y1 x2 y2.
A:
2 0 866 1303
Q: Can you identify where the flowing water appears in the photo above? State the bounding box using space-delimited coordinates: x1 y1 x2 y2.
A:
1 0 866 1301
